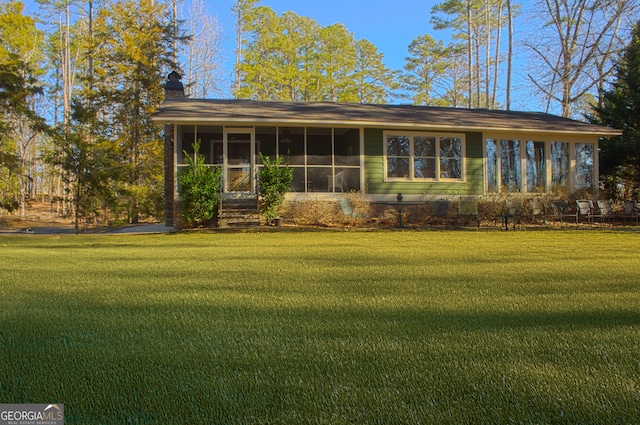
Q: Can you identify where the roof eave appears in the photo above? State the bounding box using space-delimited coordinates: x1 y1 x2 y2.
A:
150 115 622 137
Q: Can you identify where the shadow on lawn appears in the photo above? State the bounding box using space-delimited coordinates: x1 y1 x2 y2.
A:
39 292 640 333
4 295 639 424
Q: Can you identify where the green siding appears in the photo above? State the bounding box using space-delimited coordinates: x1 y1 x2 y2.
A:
364 128 484 196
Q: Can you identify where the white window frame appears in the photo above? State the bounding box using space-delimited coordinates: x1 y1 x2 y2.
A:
383 131 466 182
483 133 599 194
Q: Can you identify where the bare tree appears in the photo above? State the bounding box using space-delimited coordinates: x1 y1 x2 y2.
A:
185 0 225 98
432 0 519 109
526 0 638 117
467 0 473 108
506 0 513 110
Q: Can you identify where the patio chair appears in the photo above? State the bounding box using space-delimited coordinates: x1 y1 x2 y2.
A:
530 199 547 225
595 200 614 227
430 200 452 226
328 170 349 192
551 200 578 227
457 198 479 228
575 200 595 226
621 200 639 224
339 197 364 221
502 198 523 230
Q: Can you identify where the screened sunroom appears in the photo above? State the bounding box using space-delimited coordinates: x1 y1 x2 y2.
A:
175 125 362 194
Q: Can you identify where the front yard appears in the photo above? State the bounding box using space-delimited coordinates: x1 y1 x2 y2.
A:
1 231 639 423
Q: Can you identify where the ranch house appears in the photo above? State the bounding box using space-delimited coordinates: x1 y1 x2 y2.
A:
152 73 621 226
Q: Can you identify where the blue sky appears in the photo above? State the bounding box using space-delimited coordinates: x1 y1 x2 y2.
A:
23 0 541 111
22 0 446 96
211 0 440 72
207 0 451 95
204 0 539 110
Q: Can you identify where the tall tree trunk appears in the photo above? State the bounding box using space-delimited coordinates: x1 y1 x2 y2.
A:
172 0 178 65
62 2 71 129
492 0 503 109
234 1 242 97
474 26 481 108
467 0 472 109
62 2 73 212
88 0 93 81
506 0 512 110
485 0 491 108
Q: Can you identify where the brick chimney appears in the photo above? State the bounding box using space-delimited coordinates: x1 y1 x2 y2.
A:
164 71 184 99
162 71 183 227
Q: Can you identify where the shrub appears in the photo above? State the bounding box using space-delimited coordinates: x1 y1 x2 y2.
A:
258 153 293 223
0 198 19 213
177 141 222 228
282 198 341 226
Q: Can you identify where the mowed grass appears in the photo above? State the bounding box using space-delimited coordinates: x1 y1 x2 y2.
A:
1 231 639 424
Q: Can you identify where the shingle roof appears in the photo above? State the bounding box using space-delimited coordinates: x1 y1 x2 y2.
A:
152 98 621 136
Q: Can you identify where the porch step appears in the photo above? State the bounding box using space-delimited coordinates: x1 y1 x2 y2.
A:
218 196 261 228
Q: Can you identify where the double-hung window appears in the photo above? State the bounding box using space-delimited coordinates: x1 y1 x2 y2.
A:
385 132 464 181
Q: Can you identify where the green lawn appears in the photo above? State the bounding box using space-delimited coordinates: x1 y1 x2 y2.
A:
1 231 639 424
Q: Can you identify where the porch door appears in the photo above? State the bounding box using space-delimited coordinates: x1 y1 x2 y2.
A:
225 129 255 193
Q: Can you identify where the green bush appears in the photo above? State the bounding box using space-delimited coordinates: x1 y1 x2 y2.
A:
258 153 293 223
0 198 19 213
177 141 222 227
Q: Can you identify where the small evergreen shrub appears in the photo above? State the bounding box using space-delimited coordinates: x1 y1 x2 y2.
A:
258 153 293 223
177 141 222 228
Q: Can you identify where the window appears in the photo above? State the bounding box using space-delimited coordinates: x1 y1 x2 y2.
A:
526 141 545 192
486 139 498 191
414 136 436 178
258 126 360 193
440 137 463 179
385 132 464 181
176 125 222 165
500 139 521 191
485 136 598 194
575 143 594 190
335 128 360 166
551 141 569 189
178 125 361 194
255 127 276 163
386 135 411 178
307 128 332 165
279 127 304 165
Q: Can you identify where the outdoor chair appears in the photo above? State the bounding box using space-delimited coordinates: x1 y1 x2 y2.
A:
621 200 639 224
502 198 523 230
575 200 595 226
432 200 451 222
551 200 578 227
328 170 349 192
457 198 479 228
529 198 547 225
595 200 614 227
339 197 364 221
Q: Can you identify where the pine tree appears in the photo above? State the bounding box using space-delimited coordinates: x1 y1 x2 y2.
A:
590 21 640 198
236 5 396 104
0 1 47 218
431 0 517 109
318 23 357 102
402 35 447 106
88 0 177 222
353 39 398 104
